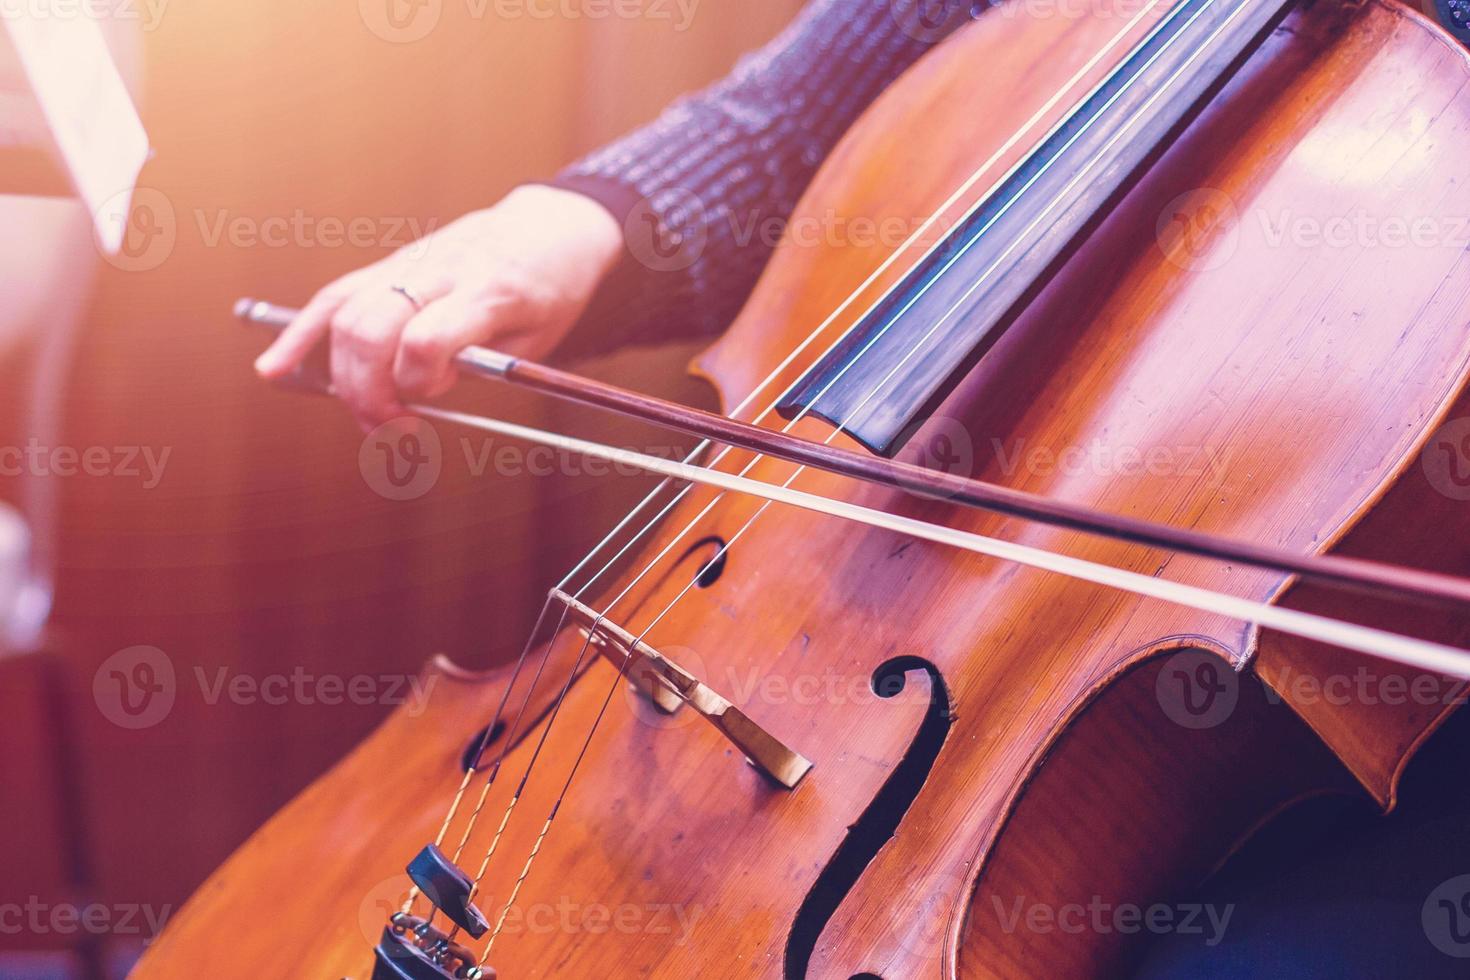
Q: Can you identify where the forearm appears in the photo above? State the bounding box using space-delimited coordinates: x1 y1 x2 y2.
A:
550 0 974 360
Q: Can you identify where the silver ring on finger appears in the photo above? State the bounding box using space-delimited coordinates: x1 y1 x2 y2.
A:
390 283 426 312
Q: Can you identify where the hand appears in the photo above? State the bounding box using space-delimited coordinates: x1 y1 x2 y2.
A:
254 184 623 430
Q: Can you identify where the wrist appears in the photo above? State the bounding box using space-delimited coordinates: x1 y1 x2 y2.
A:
505 183 623 278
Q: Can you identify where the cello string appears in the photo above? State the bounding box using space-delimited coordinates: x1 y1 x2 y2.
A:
444 607 576 859
527 0 1207 675
399 600 565 918
426 406 1470 678
471 0 1273 957
475 0 1274 953
594 0 1250 662
431 0 1203 872
452 0 1187 922
575 0 1250 724
442 396 1470 958
415 0 1175 918
462 0 1220 940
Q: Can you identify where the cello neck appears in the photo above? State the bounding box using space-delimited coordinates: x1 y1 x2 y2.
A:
778 0 1298 456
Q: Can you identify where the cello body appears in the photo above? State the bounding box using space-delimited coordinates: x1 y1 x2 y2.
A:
138 1 1470 976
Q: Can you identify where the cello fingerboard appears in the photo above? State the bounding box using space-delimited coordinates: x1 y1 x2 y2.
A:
777 0 1295 457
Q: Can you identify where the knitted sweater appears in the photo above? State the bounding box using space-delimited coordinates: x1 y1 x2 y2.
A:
550 0 980 360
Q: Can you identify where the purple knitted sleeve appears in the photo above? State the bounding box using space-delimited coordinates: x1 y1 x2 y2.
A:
548 0 978 360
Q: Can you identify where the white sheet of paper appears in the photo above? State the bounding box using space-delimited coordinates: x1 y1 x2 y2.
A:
1 7 149 254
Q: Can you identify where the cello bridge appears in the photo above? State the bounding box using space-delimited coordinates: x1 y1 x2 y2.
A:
550 589 813 790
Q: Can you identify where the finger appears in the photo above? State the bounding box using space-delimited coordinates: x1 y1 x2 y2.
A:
330 295 417 430
254 276 366 378
393 295 513 399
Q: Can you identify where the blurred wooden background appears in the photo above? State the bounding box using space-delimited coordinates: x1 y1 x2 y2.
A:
0 0 802 973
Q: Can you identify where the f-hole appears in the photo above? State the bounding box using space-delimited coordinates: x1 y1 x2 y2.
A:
784 656 952 978
680 535 728 588
460 720 507 772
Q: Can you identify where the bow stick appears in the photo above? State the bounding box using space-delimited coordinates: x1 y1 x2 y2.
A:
236 297 1470 611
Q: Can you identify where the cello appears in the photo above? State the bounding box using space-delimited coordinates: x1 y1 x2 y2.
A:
138 0 1470 974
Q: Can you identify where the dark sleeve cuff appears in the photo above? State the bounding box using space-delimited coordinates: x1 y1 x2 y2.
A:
529 175 695 363
539 174 649 229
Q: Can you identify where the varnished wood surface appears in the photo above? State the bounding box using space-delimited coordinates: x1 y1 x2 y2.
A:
138 1 1470 977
